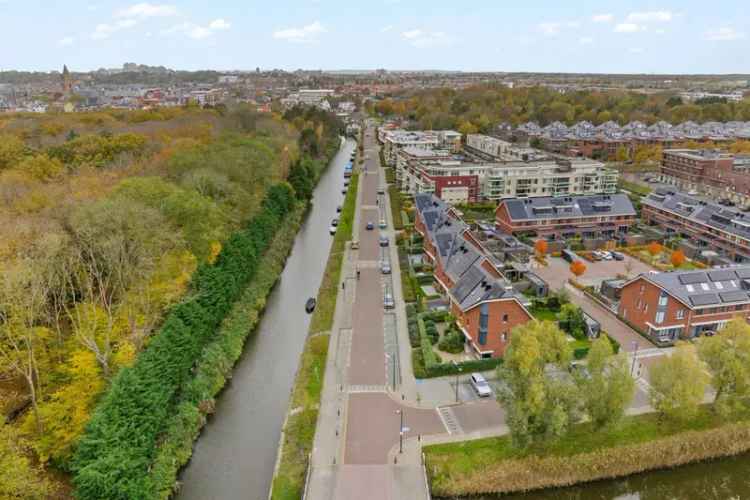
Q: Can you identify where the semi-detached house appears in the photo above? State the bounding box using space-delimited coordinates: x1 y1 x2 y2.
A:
618 266 750 345
414 193 532 358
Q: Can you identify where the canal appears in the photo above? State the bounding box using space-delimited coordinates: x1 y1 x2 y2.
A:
177 139 355 500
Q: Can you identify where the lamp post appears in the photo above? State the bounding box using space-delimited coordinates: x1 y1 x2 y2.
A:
451 360 462 403
396 409 405 454
630 340 639 377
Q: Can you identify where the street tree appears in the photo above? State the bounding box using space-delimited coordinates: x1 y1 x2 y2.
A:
570 260 586 279
648 242 663 258
670 249 686 268
557 303 586 339
534 239 548 259
698 318 750 416
577 337 635 428
498 321 581 448
649 344 708 422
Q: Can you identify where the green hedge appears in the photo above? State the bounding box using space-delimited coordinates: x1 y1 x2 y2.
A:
72 183 297 500
388 185 404 230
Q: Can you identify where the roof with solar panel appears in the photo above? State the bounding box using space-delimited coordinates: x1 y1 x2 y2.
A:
641 265 750 308
502 194 635 221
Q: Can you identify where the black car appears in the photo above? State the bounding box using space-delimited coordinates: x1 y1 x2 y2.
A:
331 218 339 227
336 205 342 213
366 221 374 230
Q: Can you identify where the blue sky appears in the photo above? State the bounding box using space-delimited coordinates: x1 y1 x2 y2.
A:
1 1 748 73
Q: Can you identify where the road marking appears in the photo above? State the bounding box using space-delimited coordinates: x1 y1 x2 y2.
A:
348 385 386 393
436 406 464 435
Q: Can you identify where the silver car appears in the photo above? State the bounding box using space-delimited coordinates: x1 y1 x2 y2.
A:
380 260 391 274
383 292 395 309
470 373 492 398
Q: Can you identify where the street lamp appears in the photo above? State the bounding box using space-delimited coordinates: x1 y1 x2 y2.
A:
630 340 639 377
451 360 462 403
396 409 405 454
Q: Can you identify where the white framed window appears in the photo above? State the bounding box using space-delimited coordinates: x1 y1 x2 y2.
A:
655 311 665 324
676 309 685 320
658 292 668 307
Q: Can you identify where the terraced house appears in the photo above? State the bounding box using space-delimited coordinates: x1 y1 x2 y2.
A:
414 193 532 358
618 266 750 345
641 189 750 264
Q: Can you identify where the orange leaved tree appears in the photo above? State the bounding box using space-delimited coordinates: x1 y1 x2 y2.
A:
671 249 686 268
570 260 587 279
648 242 663 257
534 239 548 258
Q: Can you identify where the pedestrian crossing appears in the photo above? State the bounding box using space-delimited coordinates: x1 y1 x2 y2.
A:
436 406 463 435
348 384 386 393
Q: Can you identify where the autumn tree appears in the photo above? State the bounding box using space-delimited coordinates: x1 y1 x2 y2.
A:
557 303 586 339
648 241 663 259
576 337 635 427
0 133 25 170
0 426 55 499
534 239 548 258
498 321 581 448
649 344 708 421
16 154 64 181
670 249 686 268
698 318 750 416
570 260 586 279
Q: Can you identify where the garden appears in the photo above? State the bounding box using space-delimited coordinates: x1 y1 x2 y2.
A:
622 241 705 271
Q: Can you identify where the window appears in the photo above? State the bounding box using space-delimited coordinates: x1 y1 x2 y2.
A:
640 284 645 293
686 284 695 292
655 311 665 324
479 303 489 346
700 283 710 291
502 314 509 322
636 299 643 310
658 292 668 307
676 309 685 320
715 281 724 290
501 332 508 342
644 304 649 313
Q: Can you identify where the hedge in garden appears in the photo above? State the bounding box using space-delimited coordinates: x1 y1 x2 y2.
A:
72 183 296 500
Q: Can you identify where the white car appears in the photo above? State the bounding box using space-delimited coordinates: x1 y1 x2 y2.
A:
470 373 492 398
601 251 613 260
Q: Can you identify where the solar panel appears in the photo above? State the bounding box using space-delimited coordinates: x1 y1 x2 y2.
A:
736 269 750 279
678 272 708 285
689 293 720 307
505 200 529 220
708 270 737 282
720 291 749 303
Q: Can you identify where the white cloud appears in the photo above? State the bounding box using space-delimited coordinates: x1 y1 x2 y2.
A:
629 47 645 53
58 36 75 46
705 27 745 41
401 29 453 48
116 3 177 18
381 25 393 33
579 36 594 45
592 14 614 23
614 23 643 33
273 21 326 43
626 10 672 23
92 19 137 39
209 18 231 31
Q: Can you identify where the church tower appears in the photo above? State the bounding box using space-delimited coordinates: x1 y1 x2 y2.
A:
62 65 72 93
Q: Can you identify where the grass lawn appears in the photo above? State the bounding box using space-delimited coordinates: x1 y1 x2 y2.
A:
530 306 558 322
618 179 652 197
426 406 738 489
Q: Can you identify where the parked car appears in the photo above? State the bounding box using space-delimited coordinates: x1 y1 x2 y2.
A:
336 205 342 213
341 188 348 194
380 260 391 274
611 251 625 261
329 225 337 235
591 251 603 261
601 251 613 260
366 221 374 230
350 240 359 250
379 219 387 229
331 218 339 227
379 235 389 247
383 291 395 309
470 373 492 398
377 187 385 195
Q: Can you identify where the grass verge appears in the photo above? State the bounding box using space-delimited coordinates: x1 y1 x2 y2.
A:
270 171 359 500
388 185 404 230
425 406 750 497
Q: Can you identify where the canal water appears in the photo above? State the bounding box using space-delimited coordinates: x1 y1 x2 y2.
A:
177 139 355 500
447 452 750 500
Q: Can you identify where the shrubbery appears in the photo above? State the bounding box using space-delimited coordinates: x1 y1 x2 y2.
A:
72 183 296 500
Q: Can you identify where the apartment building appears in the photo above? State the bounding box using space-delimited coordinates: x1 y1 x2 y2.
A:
395 144 617 204
619 266 750 345
379 128 461 166
641 189 750 263
660 149 750 204
414 193 532 358
495 194 636 240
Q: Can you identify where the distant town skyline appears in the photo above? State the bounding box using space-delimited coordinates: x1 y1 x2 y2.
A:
1 0 748 74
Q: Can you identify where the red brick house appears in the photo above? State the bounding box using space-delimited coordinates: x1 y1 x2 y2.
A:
414 193 533 358
618 267 750 345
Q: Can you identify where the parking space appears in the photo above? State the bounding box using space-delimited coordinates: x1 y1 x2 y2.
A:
536 256 654 291
452 400 505 433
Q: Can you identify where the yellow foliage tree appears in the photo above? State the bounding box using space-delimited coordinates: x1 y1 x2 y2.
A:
0 134 25 170
0 426 55 498
21 349 105 464
16 154 64 181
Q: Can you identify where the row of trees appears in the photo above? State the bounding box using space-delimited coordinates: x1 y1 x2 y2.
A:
500 317 750 449
368 85 750 133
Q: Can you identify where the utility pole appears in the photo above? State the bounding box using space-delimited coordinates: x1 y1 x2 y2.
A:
452 360 462 402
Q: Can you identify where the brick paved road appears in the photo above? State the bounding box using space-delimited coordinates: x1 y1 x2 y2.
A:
349 267 386 386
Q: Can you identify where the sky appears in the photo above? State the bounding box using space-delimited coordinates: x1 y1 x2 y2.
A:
0 0 748 74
